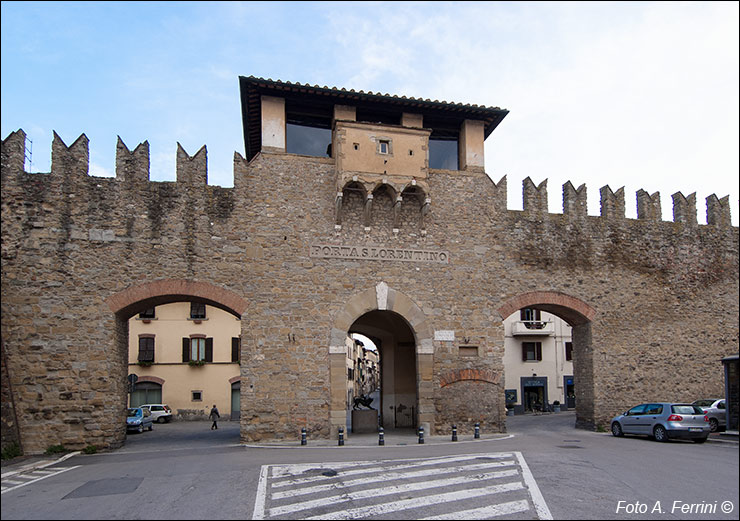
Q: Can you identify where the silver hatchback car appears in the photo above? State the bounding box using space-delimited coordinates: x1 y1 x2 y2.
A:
611 403 710 443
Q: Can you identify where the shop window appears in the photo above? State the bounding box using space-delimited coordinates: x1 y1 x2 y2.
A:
130 381 162 407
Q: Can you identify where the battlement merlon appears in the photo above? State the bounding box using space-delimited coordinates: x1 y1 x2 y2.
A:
1 129 736 229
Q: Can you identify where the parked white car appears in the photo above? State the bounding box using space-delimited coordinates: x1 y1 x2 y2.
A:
692 399 726 432
139 404 173 423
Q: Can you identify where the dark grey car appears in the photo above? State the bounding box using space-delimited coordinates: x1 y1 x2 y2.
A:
611 403 710 443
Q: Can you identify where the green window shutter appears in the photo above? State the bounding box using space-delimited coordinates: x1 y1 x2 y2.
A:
536 343 542 361
522 343 528 361
205 338 213 362
182 338 190 362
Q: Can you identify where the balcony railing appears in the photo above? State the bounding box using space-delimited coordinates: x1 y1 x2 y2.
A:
511 320 555 336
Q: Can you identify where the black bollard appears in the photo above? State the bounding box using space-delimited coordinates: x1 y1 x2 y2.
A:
378 427 385 446
338 426 344 446
418 426 425 444
452 424 458 442
301 427 307 446
474 422 480 439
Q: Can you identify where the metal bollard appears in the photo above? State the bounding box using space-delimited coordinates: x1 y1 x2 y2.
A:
338 426 344 446
301 427 307 446
452 424 458 442
378 427 385 446
418 426 425 444
474 422 480 439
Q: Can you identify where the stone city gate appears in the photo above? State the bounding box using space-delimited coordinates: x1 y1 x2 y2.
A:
2 76 738 454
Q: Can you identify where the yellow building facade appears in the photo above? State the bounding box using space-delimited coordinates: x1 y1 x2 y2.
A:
127 302 241 420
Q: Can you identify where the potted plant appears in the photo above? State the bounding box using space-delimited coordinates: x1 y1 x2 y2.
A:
552 400 561 412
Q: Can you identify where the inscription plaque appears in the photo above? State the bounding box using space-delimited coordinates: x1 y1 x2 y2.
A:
310 244 449 264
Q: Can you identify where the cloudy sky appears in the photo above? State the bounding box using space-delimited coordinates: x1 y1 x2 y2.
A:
2 1 738 224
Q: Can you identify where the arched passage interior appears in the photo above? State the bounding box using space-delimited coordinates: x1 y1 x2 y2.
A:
498 291 596 429
107 279 246 445
349 310 418 431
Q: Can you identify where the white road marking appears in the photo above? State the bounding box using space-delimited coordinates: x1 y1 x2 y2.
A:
304 481 525 520
270 452 513 486
515 451 553 520
271 459 516 499
252 465 269 520
420 499 531 519
269 469 521 517
253 451 552 520
1 466 80 495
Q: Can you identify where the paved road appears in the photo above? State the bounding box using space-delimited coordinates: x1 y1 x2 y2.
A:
2 412 737 520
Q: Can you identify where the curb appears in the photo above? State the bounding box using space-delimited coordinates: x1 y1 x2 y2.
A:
1 451 81 478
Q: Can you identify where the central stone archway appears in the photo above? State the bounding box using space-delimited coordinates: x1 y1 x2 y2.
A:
328 282 434 436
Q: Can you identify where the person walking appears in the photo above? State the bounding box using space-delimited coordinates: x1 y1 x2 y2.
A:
209 404 220 430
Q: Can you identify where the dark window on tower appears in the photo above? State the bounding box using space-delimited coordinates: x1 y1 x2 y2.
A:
285 100 332 158
429 139 458 169
286 124 331 157
138 336 155 363
565 342 573 361
522 342 543 362
139 308 155 319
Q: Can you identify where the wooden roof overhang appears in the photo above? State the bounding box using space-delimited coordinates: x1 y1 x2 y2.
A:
239 76 509 161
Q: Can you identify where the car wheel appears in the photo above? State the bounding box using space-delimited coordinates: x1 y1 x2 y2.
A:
709 418 718 433
611 422 623 437
653 425 668 442
693 437 707 444
158 417 166 424
138 424 143 433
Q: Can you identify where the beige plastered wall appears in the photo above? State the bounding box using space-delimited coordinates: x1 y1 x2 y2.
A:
128 302 240 417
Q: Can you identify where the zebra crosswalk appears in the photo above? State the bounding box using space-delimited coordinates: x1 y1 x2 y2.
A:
253 452 552 520
1 465 79 495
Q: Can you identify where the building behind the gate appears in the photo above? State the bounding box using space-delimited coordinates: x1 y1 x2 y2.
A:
1 76 737 454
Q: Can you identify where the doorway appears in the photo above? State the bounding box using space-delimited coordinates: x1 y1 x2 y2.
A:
521 376 548 412
349 310 418 431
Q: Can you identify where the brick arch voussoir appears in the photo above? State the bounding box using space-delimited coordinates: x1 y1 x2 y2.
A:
497 291 595 326
106 279 248 318
135 376 165 386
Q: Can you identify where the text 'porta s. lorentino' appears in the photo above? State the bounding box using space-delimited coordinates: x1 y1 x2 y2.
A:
310 244 449 264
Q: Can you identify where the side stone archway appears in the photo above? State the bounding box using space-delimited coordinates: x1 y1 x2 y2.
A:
498 291 597 428
328 282 434 436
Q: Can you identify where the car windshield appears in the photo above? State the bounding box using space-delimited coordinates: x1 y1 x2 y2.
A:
693 400 715 407
127 409 142 417
672 405 703 415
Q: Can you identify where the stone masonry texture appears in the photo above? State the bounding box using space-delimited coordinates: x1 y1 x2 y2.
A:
1 128 738 454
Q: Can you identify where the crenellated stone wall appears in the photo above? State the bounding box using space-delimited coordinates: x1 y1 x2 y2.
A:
1 128 737 453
